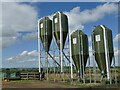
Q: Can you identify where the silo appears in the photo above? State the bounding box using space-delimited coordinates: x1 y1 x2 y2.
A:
38 17 53 81
92 25 114 82
53 12 68 50
39 17 52 52
71 30 89 79
53 12 68 76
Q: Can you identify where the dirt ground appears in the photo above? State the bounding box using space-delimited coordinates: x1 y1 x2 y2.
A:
2 80 120 89
2 80 79 88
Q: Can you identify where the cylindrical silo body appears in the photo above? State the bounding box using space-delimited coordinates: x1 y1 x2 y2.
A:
53 12 68 50
71 30 89 74
39 17 52 52
92 25 114 75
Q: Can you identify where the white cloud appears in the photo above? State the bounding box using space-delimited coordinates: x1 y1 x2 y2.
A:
88 36 92 43
7 50 38 61
114 49 120 66
4 50 57 68
89 46 92 52
7 57 13 61
22 32 37 40
28 50 38 56
2 2 38 33
20 51 28 56
1 36 18 48
113 33 120 43
63 3 118 33
114 49 120 57
2 3 36 36
1 2 38 48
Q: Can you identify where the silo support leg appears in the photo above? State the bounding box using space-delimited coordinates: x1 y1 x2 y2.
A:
46 52 49 81
88 57 91 83
53 60 56 82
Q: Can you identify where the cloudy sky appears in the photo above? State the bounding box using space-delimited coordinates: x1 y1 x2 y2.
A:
1 2 120 68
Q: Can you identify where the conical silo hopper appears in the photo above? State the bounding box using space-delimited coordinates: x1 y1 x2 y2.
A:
53 12 68 50
92 25 114 76
71 30 89 75
39 17 52 52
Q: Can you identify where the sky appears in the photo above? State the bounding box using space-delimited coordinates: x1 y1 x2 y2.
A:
1 2 120 68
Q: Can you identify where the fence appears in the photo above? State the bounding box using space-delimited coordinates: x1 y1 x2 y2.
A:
20 72 40 80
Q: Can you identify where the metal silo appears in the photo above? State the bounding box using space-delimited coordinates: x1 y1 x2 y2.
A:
92 25 114 83
53 12 68 79
53 12 68 50
71 30 89 82
39 17 52 52
38 17 53 81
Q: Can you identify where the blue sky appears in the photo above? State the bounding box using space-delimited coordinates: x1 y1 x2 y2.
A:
1 2 120 68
